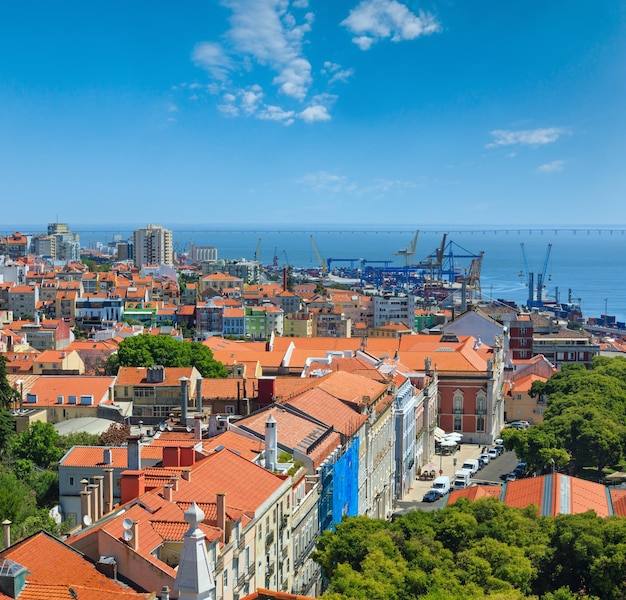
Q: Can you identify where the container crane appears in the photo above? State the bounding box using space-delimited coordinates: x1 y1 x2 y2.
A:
310 235 328 276
536 243 552 304
394 230 419 266
520 242 552 307
254 237 262 262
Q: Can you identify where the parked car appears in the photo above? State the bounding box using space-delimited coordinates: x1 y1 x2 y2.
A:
487 448 498 459
480 453 491 465
478 457 486 469
494 444 505 456
506 472 517 481
423 488 444 503
432 476 451 495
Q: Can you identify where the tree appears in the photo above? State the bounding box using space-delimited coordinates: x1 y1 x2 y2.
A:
98 422 131 446
10 422 63 468
0 356 19 411
105 334 228 378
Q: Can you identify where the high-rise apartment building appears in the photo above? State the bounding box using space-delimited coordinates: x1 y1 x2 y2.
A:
132 224 173 267
47 223 81 262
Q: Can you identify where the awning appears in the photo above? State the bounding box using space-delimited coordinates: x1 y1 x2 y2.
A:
434 427 445 440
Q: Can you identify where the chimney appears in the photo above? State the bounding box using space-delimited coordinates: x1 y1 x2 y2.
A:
93 475 104 520
179 377 190 425
127 436 142 471
89 483 100 522
217 492 230 543
131 520 139 551
163 484 173 502
163 446 181 468
194 415 202 441
2 520 10 548
103 448 113 465
257 377 276 408
170 476 180 491
195 377 203 413
180 446 195 467
181 468 191 482
120 471 145 504
161 586 170 600
80 489 92 528
96 556 118 581
265 413 278 472
103 468 114 515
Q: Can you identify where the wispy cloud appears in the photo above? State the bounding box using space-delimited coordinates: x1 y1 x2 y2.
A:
341 0 441 51
486 127 569 148
297 171 416 196
322 61 354 84
537 160 565 173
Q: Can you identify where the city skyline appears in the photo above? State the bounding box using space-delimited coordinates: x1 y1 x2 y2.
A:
0 1 624 225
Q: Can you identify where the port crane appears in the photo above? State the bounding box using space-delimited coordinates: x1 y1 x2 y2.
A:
310 235 328 276
254 238 262 262
394 230 419 266
520 243 552 307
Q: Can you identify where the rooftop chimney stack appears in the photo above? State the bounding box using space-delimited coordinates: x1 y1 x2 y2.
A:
265 413 278 472
127 436 142 471
179 377 190 425
195 377 203 413
2 519 10 548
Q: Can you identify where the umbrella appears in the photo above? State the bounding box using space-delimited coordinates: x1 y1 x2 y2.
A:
422 462 438 471
440 439 457 447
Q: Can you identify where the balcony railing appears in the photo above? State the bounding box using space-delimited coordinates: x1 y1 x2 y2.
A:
281 545 288 560
452 408 464 414
245 563 255 580
266 562 275 578
215 556 224 573
476 408 486 415
265 530 274 548
280 514 289 530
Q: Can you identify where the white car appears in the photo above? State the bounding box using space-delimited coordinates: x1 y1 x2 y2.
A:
487 448 498 459
479 453 490 465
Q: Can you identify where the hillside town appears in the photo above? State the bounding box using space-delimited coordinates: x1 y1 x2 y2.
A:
0 223 624 600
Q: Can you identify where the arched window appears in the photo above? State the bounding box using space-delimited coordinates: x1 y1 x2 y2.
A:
453 416 462 431
476 393 486 415
476 416 485 432
453 390 463 414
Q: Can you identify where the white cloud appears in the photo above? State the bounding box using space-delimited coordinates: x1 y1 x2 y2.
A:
299 105 331 122
258 105 295 125
537 160 565 173
217 103 239 117
321 61 354 84
341 0 441 50
487 127 569 148
297 171 415 196
292 0 308 7
192 42 234 81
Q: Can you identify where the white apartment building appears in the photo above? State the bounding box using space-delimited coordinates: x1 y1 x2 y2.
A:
132 224 173 268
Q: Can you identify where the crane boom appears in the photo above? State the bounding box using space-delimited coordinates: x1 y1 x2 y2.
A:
310 235 327 275
254 237 262 262
536 243 552 304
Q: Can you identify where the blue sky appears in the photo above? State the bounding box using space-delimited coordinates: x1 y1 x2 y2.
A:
0 1 624 225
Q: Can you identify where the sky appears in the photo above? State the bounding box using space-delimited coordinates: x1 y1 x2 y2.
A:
0 1 624 226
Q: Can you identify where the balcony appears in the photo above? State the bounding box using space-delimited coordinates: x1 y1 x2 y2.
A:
236 574 246 589
281 545 288 560
280 514 289 531
452 408 464 414
476 408 486 415
265 530 274 548
215 555 224 573
245 563 256 580
266 562 275 578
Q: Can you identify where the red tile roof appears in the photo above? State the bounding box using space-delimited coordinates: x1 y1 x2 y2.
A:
0 531 150 599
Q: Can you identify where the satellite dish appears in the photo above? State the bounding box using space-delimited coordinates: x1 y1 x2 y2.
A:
122 517 133 530
122 529 134 542
186 426 192 432
159 422 166 431
83 515 92 526
167 424 173 431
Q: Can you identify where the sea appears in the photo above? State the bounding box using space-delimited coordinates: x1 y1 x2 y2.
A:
4 223 626 325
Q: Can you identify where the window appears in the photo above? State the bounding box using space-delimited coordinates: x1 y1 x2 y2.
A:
516 394 522 401
224 569 228 587
453 392 463 414
453 416 462 431
69 476 74 486
476 416 485 432
476 395 486 414
225 405 235 414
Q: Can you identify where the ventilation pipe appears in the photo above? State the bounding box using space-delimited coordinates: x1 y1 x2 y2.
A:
179 377 190 425
265 413 278 472
195 377 203 413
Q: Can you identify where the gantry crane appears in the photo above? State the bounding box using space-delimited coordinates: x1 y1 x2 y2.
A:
394 230 419 266
254 237 262 262
520 242 552 307
310 235 327 276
